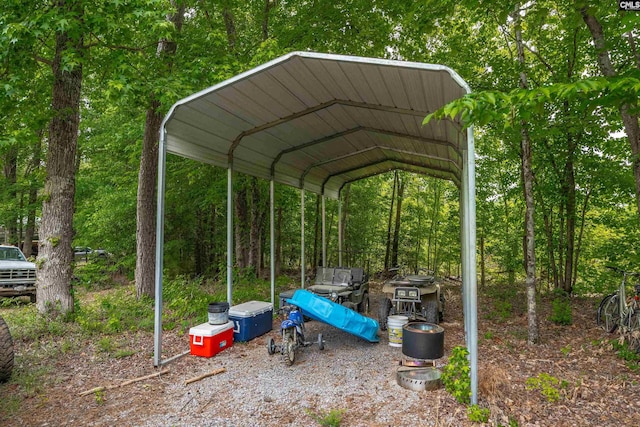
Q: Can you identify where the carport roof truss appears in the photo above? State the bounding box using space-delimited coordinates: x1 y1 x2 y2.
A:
162 51 470 198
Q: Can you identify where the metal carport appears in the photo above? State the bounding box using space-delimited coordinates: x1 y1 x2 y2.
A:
152 51 478 403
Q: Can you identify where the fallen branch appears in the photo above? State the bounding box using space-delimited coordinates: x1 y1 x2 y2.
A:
185 368 226 385
78 368 170 397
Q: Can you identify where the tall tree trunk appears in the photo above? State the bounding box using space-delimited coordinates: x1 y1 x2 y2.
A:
136 99 162 298
210 204 218 274
581 8 640 221
312 194 320 268
275 206 282 275
573 188 591 291
391 174 405 268
562 132 576 295
341 183 350 265
557 203 565 289
135 0 185 299
384 172 397 270
479 233 485 288
23 134 43 257
427 182 442 272
194 207 205 276
262 0 275 41
514 6 538 344
234 180 249 269
36 12 83 316
222 6 236 52
3 146 18 245
248 177 261 274
541 206 558 289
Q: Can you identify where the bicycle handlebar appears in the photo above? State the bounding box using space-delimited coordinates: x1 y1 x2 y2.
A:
605 265 640 277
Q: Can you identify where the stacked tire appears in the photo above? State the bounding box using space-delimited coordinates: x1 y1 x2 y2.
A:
0 315 13 382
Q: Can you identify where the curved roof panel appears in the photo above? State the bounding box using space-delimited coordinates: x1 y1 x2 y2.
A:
162 51 470 198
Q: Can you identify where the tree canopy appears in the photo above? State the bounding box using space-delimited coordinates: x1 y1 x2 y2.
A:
1 0 639 319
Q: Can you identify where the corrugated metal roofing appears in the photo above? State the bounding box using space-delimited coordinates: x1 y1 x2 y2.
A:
162 51 469 198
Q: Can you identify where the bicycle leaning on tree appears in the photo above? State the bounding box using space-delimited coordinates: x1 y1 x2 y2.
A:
597 266 640 333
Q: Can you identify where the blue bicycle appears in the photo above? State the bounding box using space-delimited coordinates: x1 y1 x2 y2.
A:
267 305 324 366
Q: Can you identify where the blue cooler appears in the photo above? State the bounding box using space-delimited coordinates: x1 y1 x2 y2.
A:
229 301 273 342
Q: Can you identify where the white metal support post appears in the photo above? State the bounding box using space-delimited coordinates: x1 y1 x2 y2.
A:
338 195 342 266
322 195 326 266
300 188 305 289
462 125 478 404
153 128 168 367
270 180 275 305
227 166 233 305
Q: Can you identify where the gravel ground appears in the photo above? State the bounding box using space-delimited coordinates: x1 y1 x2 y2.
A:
143 313 470 427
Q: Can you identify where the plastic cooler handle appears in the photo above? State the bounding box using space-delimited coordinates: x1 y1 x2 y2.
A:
233 321 240 334
192 335 204 346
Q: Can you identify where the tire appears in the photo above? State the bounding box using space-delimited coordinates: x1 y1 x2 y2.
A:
318 333 324 351
602 294 620 333
267 337 276 355
422 297 438 324
597 294 615 327
358 292 370 314
282 331 295 366
0 315 14 383
378 298 392 331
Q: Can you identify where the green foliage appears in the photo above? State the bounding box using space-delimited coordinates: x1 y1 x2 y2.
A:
75 287 154 335
74 261 123 291
611 339 640 372
162 274 276 330
485 285 518 322
442 346 471 404
306 408 346 427
550 290 572 326
0 304 72 342
525 373 568 403
498 418 519 427
467 405 490 423
94 389 106 405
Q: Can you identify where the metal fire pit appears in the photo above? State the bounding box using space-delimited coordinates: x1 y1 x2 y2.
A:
396 366 442 391
402 322 444 360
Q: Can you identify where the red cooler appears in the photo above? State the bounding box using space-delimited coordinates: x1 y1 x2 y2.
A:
189 321 234 357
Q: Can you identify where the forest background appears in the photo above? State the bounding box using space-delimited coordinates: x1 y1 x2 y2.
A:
1 0 639 333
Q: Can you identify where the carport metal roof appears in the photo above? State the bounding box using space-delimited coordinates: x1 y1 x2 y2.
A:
153 51 477 403
162 51 468 197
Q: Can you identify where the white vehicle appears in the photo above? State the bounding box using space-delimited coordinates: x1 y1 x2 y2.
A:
0 245 36 302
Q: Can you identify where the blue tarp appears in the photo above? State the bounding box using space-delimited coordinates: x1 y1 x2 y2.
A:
287 289 380 343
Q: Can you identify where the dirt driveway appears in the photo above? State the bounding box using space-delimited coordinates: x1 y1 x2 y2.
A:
1 281 639 426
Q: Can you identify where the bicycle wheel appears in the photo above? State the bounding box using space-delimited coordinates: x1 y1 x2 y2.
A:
597 293 615 327
602 294 620 333
626 308 640 331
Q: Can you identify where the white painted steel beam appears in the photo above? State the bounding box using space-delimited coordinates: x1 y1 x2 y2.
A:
322 195 326 266
301 188 305 289
270 180 275 305
227 167 233 305
338 196 342 267
153 128 168 367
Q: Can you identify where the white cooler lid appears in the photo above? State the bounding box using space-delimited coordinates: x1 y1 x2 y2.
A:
229 301 273 318
189 321 234 336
